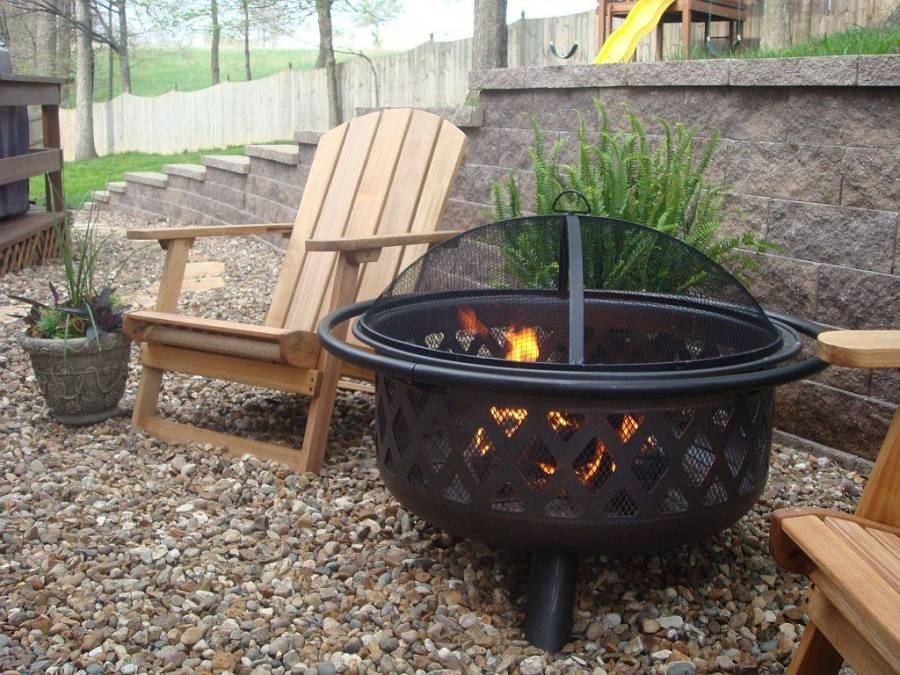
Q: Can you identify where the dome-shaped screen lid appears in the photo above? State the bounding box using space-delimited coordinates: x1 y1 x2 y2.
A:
360 208 781 372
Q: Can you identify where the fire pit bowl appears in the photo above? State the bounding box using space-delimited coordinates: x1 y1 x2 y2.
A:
319 205 825 650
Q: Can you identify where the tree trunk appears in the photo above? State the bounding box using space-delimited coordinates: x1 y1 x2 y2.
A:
55 0 72 101
35 10 54 74
316 0 340 127
472 0 507 70
106 1 113 99
210 0 220 85
117 0 130 93
759 0 792 50
242 0 251 80
74 0 96 159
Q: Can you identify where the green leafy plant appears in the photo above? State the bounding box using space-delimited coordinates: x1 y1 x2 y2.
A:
11 213 131 343
491 100 774 288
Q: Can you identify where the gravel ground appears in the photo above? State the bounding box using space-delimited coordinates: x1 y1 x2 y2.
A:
0 211 868 675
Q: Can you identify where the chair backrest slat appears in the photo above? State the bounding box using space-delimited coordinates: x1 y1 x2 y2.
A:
266 122 349 327
267 109 467 334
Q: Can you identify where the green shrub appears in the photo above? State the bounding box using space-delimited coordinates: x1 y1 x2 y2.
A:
490 100 774 287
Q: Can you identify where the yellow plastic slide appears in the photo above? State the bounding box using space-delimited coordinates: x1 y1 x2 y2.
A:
594 0 676 63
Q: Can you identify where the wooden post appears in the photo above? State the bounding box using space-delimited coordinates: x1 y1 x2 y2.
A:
655 22 664 60
597 0 607 49
41 97 64 214
681 0 692 57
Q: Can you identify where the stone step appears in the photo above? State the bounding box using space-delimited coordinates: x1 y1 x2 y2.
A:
201 154 250 175
123 171 168 188
163 163 206 181
91 190 110 204
245 144 300 165
294 129 324 145
106 181 127 194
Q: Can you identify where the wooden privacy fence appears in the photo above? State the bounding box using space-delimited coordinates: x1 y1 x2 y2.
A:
59 0 895 155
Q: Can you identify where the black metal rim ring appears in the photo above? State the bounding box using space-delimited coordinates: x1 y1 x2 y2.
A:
318 301 827 399
355 288 791 374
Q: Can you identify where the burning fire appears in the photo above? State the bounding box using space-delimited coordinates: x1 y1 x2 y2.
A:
457 306 490 337
575 441 615 484
617 414 644 443
490 406 528 438
472 427 493 456
547 410 582 438
504 326 540 362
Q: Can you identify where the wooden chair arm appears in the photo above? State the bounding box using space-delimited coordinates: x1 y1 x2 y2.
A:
817 330 900 368
127 223 293 241
305 229 464 252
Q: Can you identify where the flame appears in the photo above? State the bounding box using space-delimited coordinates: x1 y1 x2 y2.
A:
576 440 615 484
457 306 490 337
472 427 492 456
617 414 644 443
547 410 581 436
505 326 540 362
538 462 557 476
490 406 528 438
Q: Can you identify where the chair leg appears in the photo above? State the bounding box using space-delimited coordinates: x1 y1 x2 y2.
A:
299 350 342 474
787 621 843 675
133 364 164 425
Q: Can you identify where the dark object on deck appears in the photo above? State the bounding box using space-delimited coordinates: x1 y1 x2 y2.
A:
0 43 30 220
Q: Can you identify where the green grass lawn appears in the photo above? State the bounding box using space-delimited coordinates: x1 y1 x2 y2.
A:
680 24 900 60
87 46 338 103
29 145 249 209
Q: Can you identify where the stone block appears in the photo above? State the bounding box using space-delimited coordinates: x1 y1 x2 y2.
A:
294 129 324 145
840 147 900 211
857 55 900 86
682 89 789 143
245 144 300 165
840 89 900 149
783 90 846 146
297 144 317 166
729 56 858 87
441 198 492 231
201 154 250 174
775 380 893 460
466 126 555 171
529 88 603 132
726 141 843 204
481 90 534 129
125 182 167 200
722 193 769 238
106 181 126 194
744 252 818 318
123 171 167 188
452 164 523 209
470 64 627 91
165 175 200 192
625 59 730 87
197 180 246 210
163 163 206 181
244 193 298 224
202 166 248 191
592 88 688 132
249 157 308 185
871 369 900 404
816 265 900 329
246 174 303 207
766 200 896 273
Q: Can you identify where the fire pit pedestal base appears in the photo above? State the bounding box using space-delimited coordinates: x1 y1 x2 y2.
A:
525 553 578 651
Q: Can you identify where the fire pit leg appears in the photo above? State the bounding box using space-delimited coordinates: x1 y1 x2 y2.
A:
524 552 577 651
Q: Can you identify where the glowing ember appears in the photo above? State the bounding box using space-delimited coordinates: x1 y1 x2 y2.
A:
490 406 528 438
617 414 644 443
457 306 490 337
547 410 582 437
472 427 492 456
505 326 540 362
575 441 616 484
538 462 557 476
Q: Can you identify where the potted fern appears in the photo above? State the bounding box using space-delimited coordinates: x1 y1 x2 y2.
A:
12 217 132 425
491 101 773 287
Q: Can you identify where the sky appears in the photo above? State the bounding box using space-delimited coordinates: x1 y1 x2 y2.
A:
358 1 598 49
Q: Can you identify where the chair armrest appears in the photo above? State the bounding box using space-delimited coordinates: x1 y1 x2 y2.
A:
817 330 900 368
127 223 293 241
305 229 464 252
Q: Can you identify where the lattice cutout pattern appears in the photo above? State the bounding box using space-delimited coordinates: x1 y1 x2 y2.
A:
375 376 772 527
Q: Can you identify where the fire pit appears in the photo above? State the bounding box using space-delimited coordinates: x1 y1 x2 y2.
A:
319 199 825 650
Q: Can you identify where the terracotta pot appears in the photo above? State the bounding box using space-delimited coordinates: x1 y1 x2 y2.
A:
18 332 131 425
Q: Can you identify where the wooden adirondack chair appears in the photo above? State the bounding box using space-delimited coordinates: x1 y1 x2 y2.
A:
123 109 467 473
769 330 900 674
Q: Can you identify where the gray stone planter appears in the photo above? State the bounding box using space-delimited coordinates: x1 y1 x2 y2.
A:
18 332 132 425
